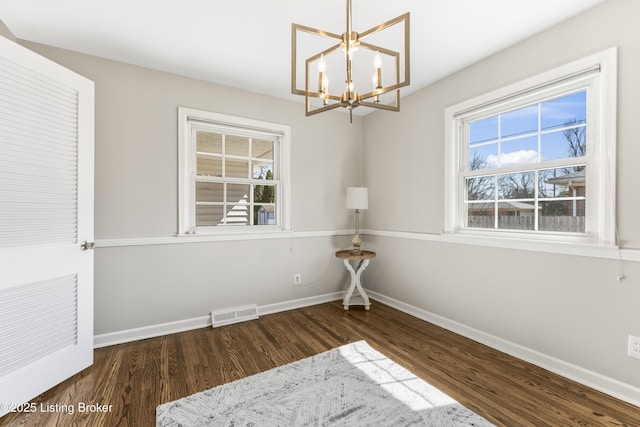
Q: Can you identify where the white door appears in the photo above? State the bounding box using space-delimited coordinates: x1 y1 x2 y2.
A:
0 35 94 417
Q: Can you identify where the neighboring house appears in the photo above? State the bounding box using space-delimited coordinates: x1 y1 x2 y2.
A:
544 170 586 217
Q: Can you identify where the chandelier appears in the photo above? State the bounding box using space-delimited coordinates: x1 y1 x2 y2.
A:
291 0 410 122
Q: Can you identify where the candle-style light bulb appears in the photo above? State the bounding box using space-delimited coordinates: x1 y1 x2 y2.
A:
373 51 382 104
373 51 382 90
318 54 326 73
373 51 382 69
318 54 327 93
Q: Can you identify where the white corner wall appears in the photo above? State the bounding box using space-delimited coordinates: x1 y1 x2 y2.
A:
362 0 640 405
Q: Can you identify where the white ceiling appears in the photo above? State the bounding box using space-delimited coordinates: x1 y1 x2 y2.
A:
0 0 606 114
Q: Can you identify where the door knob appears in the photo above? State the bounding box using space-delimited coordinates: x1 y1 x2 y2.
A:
81 241 96 250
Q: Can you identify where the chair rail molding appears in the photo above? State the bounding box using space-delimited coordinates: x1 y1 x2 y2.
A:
95 229 354 248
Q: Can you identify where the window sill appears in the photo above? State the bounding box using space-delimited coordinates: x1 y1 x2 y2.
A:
442 229 618 258
363 228 622 260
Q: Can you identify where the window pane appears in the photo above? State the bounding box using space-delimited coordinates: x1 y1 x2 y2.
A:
226 159 249 178
254 205 276 225
226 135 249 156
225 184 250 225
501 104 538 138
467 203 495 229
541 91 586 131
469 143 497 170
253 162 274 179
467 176 495 201
196 205 223 226
197 155 222 176
197 131 222 154
470 116 498 144
539 200 585 232
253 139 274 160
541 127 585 161
254 183 276 204
498 172 535 199
497 202 535 230
538 167 586 198
196 182 223 203
227 184 250 203
499 135 538 167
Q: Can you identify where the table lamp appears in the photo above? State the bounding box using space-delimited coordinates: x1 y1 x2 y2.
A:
346 187 368 253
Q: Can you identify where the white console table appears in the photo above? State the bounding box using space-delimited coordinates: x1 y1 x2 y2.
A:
335 250 376 310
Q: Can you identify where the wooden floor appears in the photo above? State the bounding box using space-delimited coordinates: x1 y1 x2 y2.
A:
2 301 639 426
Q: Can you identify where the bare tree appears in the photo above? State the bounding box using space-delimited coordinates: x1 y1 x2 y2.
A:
499 172 535 199
563 119 586 172
467 152 494 200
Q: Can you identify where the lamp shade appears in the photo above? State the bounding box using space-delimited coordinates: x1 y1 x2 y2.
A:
346 187 368 210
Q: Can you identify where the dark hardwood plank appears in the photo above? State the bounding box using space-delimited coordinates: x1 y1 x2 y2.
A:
1 301 638 426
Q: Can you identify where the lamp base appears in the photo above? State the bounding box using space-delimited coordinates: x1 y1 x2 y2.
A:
351 233 362 254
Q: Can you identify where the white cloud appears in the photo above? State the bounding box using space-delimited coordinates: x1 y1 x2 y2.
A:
487 150 538 167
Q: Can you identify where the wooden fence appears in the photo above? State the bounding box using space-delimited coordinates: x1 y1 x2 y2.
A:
469 216 585 232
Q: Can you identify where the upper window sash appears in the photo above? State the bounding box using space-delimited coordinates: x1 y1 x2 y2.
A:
461 88 590 177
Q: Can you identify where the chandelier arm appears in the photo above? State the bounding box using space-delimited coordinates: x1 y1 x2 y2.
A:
292 23 343 41
359 100 400 112
292 28 342 95
305 44 342 64
300 90 342 100
305 102 343 117
360 82 409 100
359 13 410 39
358 42 398 57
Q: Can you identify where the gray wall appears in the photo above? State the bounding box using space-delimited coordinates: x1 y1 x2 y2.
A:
20 40 362 335
362 0 640 394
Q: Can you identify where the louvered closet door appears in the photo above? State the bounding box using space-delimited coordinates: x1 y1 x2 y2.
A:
0 35 94 417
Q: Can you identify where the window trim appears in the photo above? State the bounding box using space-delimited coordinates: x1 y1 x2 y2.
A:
178 107 291 236
444 47 617 247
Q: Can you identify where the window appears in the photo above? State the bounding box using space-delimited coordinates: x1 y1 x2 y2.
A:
444 48 617 246
178 108 290 235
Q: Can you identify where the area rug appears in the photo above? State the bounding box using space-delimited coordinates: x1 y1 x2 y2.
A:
156 340 494 426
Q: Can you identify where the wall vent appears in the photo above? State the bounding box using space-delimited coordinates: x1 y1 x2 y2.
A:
211 304 258 328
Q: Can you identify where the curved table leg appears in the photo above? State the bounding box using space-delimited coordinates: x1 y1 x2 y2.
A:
342 259 371 310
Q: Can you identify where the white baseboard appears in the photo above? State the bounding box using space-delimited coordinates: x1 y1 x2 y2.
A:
93 315 211 348
258 291 343 316
93 291 343 349
366 289 640 408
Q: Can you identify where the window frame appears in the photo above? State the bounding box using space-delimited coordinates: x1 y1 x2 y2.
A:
178 107 291 236
444 48 617 247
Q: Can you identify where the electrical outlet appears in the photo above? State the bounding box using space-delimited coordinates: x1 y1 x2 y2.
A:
628 335 640 360
294 274 302 286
